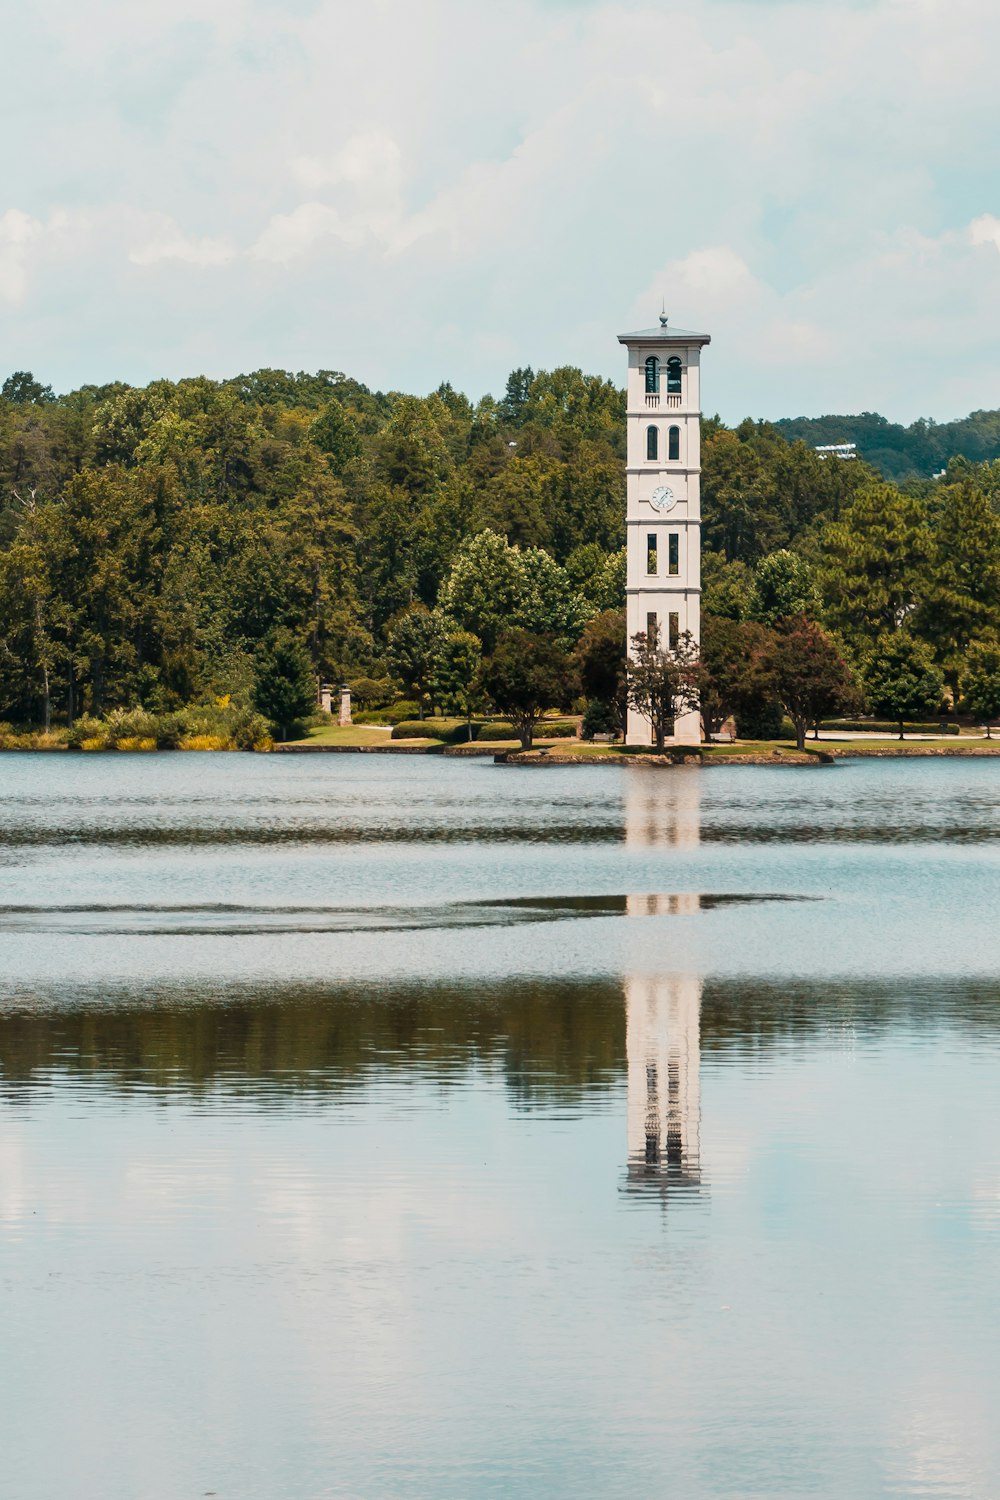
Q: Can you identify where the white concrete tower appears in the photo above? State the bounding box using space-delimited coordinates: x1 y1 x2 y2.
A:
625 973 703 1191
618 313 711 746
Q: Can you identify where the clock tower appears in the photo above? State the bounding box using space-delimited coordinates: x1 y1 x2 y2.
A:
618 313 710 746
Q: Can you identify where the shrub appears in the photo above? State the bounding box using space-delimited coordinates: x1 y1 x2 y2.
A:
103 708 159 747
735 701 785 739
67 716 108 750
180 734 231 751
475 720 517 741
390 719 467 743
63 704 273 752
0 724 67 750
348 676 398 709
581 700 618 739
538 721 577 739
230 710 273 751
354 699 421 725
821 718 958 735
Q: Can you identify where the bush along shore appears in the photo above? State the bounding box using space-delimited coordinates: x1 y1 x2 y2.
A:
0 703 273 752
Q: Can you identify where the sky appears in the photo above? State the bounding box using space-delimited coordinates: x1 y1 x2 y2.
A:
2 0 999 423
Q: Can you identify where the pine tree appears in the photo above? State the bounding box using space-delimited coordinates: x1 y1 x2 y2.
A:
252 631 315 741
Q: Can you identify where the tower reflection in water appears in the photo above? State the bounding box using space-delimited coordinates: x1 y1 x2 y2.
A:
624 770 704 1194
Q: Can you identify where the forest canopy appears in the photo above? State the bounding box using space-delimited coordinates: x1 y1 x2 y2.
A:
2 362 1000 730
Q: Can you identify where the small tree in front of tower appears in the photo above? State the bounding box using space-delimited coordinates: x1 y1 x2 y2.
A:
478 629 573 751
626 627 700 751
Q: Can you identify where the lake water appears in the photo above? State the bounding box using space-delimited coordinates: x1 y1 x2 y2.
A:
2 753 999 1499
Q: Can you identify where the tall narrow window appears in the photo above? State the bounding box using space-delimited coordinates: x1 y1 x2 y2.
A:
666 357 682 394
668 612 680 650
668 425 680 461
646 611 658 643
668 533 679 576
646 426 658 460
644 356 660 394
646 534 658 575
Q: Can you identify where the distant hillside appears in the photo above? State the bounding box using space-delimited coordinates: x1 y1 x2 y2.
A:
775 409 1000 481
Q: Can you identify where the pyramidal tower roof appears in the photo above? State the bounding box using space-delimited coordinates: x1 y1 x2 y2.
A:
618 312 710 345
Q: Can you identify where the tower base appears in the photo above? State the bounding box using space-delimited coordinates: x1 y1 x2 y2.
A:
626 707 702 748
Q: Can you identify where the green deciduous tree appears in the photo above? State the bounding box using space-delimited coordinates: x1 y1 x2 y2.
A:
863 633 944 738
432 630 483 737
702 551 753 621
439 529 590 652
478 629 573 751
748 549 820 626
310 401 362 475
573 609 627 734
377 397 454 496
2 371 55 406
961 641 1000 736
385 606 447 719
698 616 773 741
763 616 857 751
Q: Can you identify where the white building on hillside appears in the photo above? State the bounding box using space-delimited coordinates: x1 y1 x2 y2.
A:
619 314 711 746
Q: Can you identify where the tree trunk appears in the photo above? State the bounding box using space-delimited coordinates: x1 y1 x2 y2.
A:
795 717 806 752
34 599 51 732
898 720 905 740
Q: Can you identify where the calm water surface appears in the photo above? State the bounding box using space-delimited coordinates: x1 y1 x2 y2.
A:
1 753 999 1499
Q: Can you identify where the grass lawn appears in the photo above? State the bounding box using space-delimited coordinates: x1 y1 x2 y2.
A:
282 724 1000 756
286 723 403 747
821 735 994 753
703 736 995 756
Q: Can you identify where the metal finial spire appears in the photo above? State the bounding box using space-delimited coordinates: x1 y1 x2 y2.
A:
659 297 668 328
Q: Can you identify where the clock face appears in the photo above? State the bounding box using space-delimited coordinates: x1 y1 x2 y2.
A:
650 485 676 513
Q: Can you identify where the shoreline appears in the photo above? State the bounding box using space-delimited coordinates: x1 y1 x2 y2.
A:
3 740 999 764
277 741 1000 764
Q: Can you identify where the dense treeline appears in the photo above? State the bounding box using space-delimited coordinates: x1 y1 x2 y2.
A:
0 364 623 728
2 364 1000 738
777 407 1000 480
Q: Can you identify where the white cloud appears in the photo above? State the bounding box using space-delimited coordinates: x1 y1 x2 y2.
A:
249 201 352 262
969 213 1000 253
0 210 46 304
4 0 1000 416
291 130 402 197
129 217 236 268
